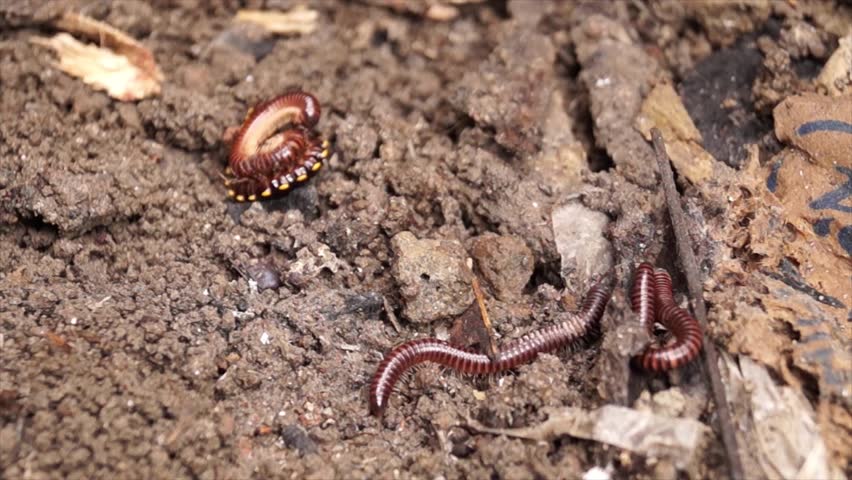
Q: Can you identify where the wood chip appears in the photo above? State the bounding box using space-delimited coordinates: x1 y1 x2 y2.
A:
235 8 319 35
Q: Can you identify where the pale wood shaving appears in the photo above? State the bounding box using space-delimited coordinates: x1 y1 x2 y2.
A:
235 7 319 35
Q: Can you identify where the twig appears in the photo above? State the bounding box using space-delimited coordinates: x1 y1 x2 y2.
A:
382 296 401 333
471 275 499 360
651 128 745 480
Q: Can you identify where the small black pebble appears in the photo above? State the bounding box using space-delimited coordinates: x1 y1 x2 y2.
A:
280 424 318 455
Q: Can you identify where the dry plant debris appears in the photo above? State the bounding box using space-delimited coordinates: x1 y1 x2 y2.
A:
818 34 852 96
465 405 710 474
722 355 844 480
637 83 721 185
234 7 319 35
30 12 162 101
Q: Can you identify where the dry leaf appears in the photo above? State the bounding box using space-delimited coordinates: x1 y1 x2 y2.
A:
31 33 160 101
235 8 319 35
466 405 710 472
31 12 162 101
722 355 844 480
636 82 721 185
773 93 852 169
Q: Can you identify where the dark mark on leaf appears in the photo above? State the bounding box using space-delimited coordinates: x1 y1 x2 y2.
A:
838 225 852 256
799 331 830 343
766 258 846 308
809 166 852 214
795 119 852 136
766 159 783 193
796 317 825 327
812 217 833 237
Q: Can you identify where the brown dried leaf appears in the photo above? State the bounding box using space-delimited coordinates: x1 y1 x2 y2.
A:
637 82 721 185
773 93 852 169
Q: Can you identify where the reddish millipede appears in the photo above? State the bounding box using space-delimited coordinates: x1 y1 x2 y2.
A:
369 282 610 416
630 264 703 372
629 262 656 333
224 91 330 202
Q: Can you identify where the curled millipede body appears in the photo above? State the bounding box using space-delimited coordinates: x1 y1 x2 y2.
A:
653 268 675 309
629 262 656 333
630 264 703 372
638 303 703 372
224 91 331 202
369 283 610 416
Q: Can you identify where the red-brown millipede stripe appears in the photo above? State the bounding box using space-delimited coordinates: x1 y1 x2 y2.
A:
225 91 330 202
653 268 675 310
368 282 610 416
632 266 703 372
638 303 703 372
629 262 656 333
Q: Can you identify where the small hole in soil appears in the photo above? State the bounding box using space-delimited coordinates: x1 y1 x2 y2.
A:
527 260 565 291
371 28 388 47
587 149 614 172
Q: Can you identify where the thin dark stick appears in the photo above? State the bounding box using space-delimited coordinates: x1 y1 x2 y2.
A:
650 128 745 480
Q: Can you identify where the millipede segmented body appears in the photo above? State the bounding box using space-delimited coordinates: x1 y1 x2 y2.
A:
630 262 656 333
638 303 703 371
629 264 703 372
653 268 675 309
224 91 331 202
369 282 610 416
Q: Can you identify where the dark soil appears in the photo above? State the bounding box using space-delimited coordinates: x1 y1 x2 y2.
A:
1 1 848 479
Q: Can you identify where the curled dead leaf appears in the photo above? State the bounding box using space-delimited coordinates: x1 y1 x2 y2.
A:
30 12 162 101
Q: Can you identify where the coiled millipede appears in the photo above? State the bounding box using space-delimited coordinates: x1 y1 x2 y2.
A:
223 91 331 202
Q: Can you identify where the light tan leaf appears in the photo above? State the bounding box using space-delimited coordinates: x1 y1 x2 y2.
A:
31 33 160 101
235 7 319 35
31 12 162 101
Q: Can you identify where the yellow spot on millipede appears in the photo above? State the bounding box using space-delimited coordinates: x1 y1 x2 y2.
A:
296 174 308 182
235 195 246 202
278 183 290 191
247 194 257 201
227 190 236 197
261 189 272 197
321 149 330 158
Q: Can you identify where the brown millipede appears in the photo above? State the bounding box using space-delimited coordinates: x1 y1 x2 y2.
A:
630 265 703 372
369 282 610 416
629 262 656 333
224 91 331 202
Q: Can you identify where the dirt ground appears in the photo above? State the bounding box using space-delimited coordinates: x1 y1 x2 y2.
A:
1 1 850 479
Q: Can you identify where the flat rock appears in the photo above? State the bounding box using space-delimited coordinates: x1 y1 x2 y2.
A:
470 233 534 301
391 231 473 324
552 202 612 290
